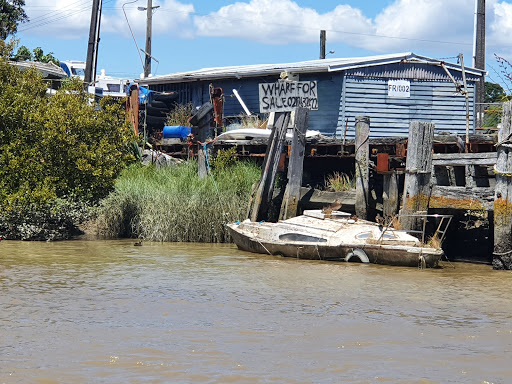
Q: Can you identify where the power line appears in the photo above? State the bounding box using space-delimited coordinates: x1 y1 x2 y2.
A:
19 4 473 48
18 0 115 33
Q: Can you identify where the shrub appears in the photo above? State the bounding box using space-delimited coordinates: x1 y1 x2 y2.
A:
0 41 136 240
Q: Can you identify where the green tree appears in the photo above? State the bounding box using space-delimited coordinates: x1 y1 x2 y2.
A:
32 46 59 65
13 44 30 60
0 0 28 39
484 82 506 103
0 41 136 240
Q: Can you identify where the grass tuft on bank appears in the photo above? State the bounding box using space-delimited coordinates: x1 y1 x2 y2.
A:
95 160 261 242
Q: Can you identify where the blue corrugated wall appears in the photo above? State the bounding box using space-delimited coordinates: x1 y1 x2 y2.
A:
338 76 475 138
150 63 479 139
193 73 342 136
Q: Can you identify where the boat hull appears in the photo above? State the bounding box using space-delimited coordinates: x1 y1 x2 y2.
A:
226 219 443 268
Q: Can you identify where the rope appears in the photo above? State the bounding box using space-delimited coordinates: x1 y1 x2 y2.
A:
493 249 512 256
493 167 512 177
256 238 272 255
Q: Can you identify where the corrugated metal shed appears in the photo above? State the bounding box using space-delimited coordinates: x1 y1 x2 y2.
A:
138 52 485 138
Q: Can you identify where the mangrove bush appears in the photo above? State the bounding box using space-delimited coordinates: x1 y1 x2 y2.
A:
0 41 136 240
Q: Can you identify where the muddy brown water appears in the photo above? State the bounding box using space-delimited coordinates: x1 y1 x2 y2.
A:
1 240 511 383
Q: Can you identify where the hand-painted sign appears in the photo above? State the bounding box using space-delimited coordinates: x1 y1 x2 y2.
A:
388 79 410 98
259 80 318 113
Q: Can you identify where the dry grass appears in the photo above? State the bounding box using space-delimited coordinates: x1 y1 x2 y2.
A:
325 172 355 192
239 114 266 128
165 103 194 126
426 235 442 249
390 215 401 230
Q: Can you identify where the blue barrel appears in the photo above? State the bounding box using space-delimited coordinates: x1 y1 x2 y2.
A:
162 125 192 140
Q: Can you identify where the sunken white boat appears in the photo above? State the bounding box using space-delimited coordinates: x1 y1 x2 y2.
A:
227 210 451 268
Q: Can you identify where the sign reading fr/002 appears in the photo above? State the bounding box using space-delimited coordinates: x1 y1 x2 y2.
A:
388 79 411 98
259 80 319 113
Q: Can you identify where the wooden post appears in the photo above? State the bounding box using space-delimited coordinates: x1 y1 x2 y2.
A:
197 146 207 179
320 30 326 59
280 107 309 220
355 116 370 219
493 101 512 269
401 121 435 234
383 172 399 217
248 112 290 222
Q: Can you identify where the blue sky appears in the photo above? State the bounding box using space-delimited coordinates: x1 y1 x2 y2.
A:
13 0 512 87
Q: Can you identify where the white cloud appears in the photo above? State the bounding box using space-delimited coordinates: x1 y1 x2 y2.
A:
193 0 373 44
370 0 473 52
193 0 512 56
21 0 195 39
19 0 512 59
21 0 91 39
489 1 512 52
104 0 195 38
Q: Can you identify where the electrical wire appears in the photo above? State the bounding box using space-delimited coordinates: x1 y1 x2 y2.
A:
19 4 473 48
122 0 144 72
18 0 116 33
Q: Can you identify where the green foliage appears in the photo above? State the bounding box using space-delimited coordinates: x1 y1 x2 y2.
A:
13 44 30 61
0 41 136 240
0 0 28 39
211 146 238 171
95 161 261 242
31 46 59 65
165 102 194 126
325 172 355 192
484 82 507 103
494 54 512 96
482 104 503 128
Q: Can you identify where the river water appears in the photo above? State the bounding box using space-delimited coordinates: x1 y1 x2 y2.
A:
0 240 511 384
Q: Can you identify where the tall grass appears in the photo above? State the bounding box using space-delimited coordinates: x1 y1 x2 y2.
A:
325 172 355 192
95 161 261 242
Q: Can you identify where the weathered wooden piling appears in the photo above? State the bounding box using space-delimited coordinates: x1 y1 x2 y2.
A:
355 116 370 219
401 121 435 234
197 147 208 179
280 108 309 220
493 101 512 270
383 172 399 217
248 112 290 222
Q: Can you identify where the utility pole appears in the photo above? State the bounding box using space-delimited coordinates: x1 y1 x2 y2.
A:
473 0 485 128
85 0 102 86
320 30 326 59
144 0 153 78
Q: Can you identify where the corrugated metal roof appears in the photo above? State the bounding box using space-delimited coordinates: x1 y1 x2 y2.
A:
139 52 485 85
10 60 67 79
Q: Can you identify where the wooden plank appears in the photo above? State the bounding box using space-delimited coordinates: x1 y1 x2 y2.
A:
430 186 494 210
493 101 512 269
280 107 309 220
299 187 356 210
248 112 290 222
355 116 370 219
432 152 497 166
383 172 399 217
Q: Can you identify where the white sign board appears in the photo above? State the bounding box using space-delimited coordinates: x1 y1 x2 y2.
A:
388 80 410 98
259 80 319 113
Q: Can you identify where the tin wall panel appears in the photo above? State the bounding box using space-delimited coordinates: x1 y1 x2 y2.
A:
337 77 475 138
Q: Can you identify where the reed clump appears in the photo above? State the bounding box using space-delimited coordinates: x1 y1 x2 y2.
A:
325 172 355 192
95 160 261 242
